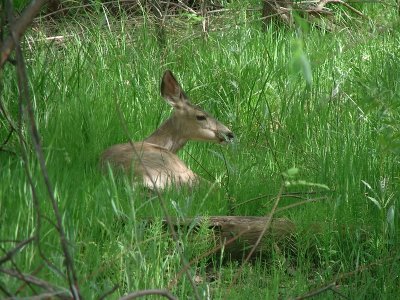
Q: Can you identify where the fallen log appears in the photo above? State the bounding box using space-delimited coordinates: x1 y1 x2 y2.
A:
147 215 370 263
162 216 297 261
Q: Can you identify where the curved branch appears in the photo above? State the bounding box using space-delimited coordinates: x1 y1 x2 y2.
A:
0 237 34 265
119 289 177 300
0 0 48 68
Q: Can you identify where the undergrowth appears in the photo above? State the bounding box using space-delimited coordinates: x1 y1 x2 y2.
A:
1 2 399 299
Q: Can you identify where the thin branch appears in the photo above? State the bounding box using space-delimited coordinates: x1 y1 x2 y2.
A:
0 282 13 297
0 91 25 147
6 291 74 300
119 289 177 300
99 284 120 300
294 255 400 300
225 184 285 298
169 222 252 289
15 264 44 295
0 0 48 68
9 0 81 297
0 245 37 295
293 282 338 300
184 149 216 182
317 0 366 18
39 0 197 20
330 285 349 299
4 0 63 279
233 190 331 209
243 185 285 263
274 197 329 214
0 268 71 299
0 127 14 150
0 236 34 265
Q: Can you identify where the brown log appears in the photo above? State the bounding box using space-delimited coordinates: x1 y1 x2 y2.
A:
152 216 371 263
163 216 296 261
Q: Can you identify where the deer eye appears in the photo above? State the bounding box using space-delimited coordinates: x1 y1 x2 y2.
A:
196 115 207 121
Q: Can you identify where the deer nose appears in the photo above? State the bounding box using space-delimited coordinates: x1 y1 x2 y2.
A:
226 131 234 141
217 130 234 143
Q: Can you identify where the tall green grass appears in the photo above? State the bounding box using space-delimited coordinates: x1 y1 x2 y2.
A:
1 3 399 298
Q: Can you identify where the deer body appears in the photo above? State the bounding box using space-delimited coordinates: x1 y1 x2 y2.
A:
100 70 234 190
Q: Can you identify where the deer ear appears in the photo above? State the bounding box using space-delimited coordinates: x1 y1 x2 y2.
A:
160 70 187 106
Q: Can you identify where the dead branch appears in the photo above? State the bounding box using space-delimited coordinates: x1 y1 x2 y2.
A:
233 190 331 209
0 284 12 297
0 237 34 265
4 0 81 298
14 265 44 296
262 0 366 29
275 196 328 213
0 0 48 68
316 0 365 18
0 91 26 147
293 282 341 300
119 289 177 300
0 268 71 299
168 214 295 288
99 284 120 300
0 124 13 148
14 37 81 298
3 0 64 280
6 291 74 300
227 184 286 294
294 255 400 300
0 247 38 295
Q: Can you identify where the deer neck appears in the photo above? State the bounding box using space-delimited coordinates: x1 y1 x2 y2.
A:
144 117 188 154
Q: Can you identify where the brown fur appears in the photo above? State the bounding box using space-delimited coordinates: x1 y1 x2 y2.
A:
100 70 234 190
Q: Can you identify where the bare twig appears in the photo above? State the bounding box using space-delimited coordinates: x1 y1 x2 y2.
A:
0 237 34 265
0 283 12 297
0 127 14 151
169 223 253 289
0 0 48 68
184 149 216 182
0 268 71 299
8 0 81 297
119 289 177 300
225 184 285 299
293 282 339 300
39 0 203 20
330 285 349 299
99 284 120 300
15 265 44 295
317 0 365 18
6 291 74 300
244 185 285 262
0 246 37 295
0 92 25 147
294 255 400 300
274 196 328 213
233 190 331 209
4 0 63 280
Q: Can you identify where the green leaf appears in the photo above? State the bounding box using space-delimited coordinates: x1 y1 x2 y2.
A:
361 180 373 191
367 196 382 210
387 205 395 227
287 167 299 177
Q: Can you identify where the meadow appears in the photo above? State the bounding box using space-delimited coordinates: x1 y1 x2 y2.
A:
1 1 399 298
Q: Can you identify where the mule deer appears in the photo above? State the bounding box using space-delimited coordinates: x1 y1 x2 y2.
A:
100 70 234 190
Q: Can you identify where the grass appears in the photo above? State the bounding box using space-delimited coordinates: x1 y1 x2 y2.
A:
1 2 400 299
